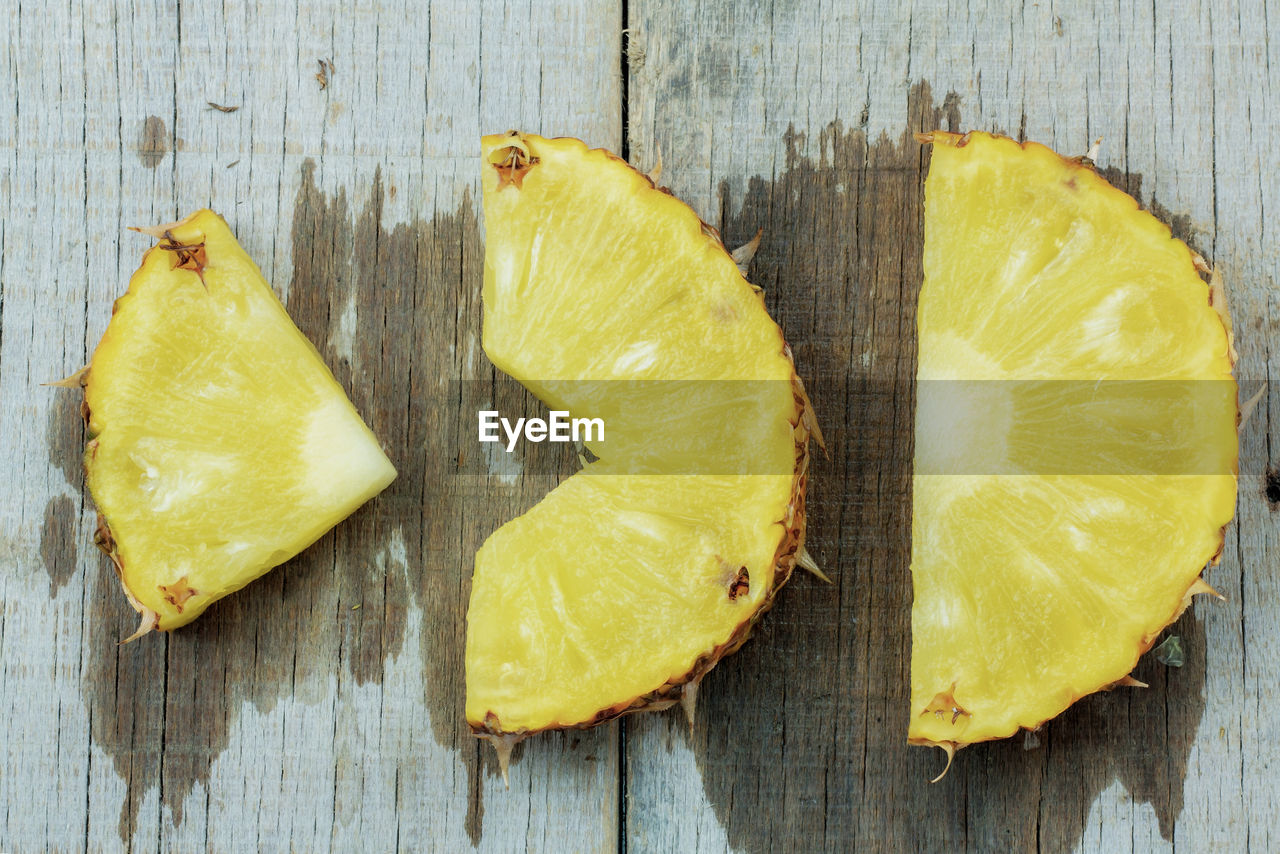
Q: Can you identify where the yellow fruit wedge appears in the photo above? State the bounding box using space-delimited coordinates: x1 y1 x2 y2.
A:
910 131 1237 771
467 133 818 773
74 210 396 637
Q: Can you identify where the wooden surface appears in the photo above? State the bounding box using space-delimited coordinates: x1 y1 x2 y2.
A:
1 1 1276 851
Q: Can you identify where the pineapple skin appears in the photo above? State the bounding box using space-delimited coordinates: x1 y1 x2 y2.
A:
469 133 822 745
909 131 1238 761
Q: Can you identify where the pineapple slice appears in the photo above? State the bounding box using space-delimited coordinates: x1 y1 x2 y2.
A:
910 131 1237 767
468 133 816 763
77 210 396 636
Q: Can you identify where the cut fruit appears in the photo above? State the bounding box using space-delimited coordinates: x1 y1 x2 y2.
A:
467 133 816 763
74 210 396 636
910 131 1237 758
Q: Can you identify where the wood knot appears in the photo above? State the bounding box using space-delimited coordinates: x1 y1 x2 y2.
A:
1265 467 1280 508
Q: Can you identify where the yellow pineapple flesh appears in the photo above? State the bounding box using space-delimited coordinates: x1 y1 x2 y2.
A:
910 131 1237 762
79 210 396 636
467 133 816 760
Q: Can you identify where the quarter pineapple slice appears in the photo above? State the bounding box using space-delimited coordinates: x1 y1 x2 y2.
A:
467 133 817 768
910 131 1237 768
75 210 396 637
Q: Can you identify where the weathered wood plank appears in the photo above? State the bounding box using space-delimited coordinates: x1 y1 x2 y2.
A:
4 0 1279 852
0 1 621 852
625 1 1279 852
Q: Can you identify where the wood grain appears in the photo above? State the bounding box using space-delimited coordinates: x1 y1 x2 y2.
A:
1 0 1277 852
1 1 621 852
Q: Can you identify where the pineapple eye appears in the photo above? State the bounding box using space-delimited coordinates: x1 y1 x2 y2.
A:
158 229 208 277
487 135 539 190
157 576 199 613
486 133 531 168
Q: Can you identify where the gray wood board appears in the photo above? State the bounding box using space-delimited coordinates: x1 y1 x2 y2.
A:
625 2 1278 852
1 1 622 852
1 0 1276 852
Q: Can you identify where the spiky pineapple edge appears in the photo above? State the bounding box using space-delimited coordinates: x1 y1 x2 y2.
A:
471 375 815 772
67 218 210 642
470 140 822 762
49 354 163 643
910 130 1241 772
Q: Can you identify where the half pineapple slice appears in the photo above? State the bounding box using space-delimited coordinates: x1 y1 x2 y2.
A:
467 133 817 765
78 210 396 637
910 131 1237 766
